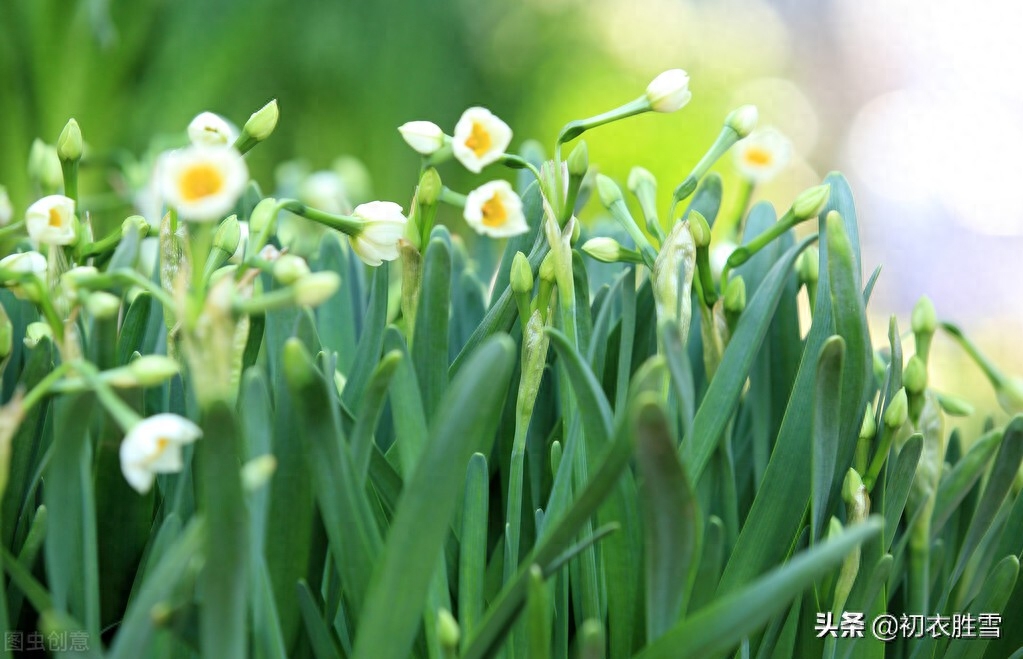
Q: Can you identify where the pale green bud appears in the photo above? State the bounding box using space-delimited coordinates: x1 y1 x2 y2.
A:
911 295 937 335
57 118 83 163
903 356 927 394
0 304 11 359
567 140 589 178
24 322 53 349
28 139 63 190
436 608 460 651
995 377 1023 416
627 166 657 196
294 271 340 307
242 454 277 492
249 197 280 236
797 246 819 284
273 254 311 285
725 105 758 138
723 276 746 314
688 210 711 248
859 402 876 439
884 388 908 429
792 184 831 221
595 174 624 207
582 237 624 263
935 392 974 417
842 468 865 504
510 251 533 295
0 186 11 226
243 99 279 142
214 215 241 255
127 355 180 386
419 168 442 206
85 291 122 319
538 251 556 283
121 215 150 239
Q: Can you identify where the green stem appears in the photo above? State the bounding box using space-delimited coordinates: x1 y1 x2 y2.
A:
111 269 177 315
0 221 26 241
20 362 75 411
279 199 362 235
77 227 123 259
862 425 896 492
672 125 742 205
68 360 142 431
695 246 717 307
941 321 1005 387
607 200 657 269
61 161 79 205
439 188 467 208
501 155 542 185
555 97 650 162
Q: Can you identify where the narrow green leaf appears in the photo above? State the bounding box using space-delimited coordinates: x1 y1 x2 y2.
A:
944 556 1019 659
884 435 923 551
635 518 882 659
316 234 358 373
351 350 402 484
635 400 699 642
412 237 452 418
661 320 695 437
116 292 152 365
459 453 489 643
933 429 1003 536
812 336 846 544
353 335 516 659
297 580 343 659
342 262 389 408
688 516 725 615
526 565 551 659
547 329 613 446
683 173 723 226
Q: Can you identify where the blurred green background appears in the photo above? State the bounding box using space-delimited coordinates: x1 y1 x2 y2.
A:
3 0 1021 433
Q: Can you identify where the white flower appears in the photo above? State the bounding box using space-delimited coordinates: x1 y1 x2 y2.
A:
187 111 239 147
349 201 407 266
733 127 792 184
160 146 249 221
645 69 692 113
398 121 446 155
463 180 527 238
0 186 12 226
25 195 76 246
119 413 202 494
452 107 512 173
0 251 46 278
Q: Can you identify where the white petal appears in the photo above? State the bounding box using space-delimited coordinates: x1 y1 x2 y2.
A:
160 146 249 222
452 107 512 173
188 112 239 147
121 461 156 494
398 121 445 155
25 195 76 246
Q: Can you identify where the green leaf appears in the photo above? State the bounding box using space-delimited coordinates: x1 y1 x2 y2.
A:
412 237 452 418
635 399 699 642
683 173 723 227
459 453 489 643
116 292 152 365
933 428 1002 537
681 235 815 483
297 580 343 659
944 556 1019 659
812 336 845 544
688 516 725 615
353 335 516 659
342 262 389 409
884 435 923 551
316 234 358 373
382 327 428 475
635 517 882 659
547 329 613 447
526 565 551 659
351 350 402 484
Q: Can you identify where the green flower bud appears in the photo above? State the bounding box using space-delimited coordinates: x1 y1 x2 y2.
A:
57 118 83 163
213 214 241 256
935 392 974 417
672 176 698 204
249 197 280 236
792 184 831 221
627 166 657 196
723 275 746 314
582 237 623 263
273 253 311 285
567 140 589 178
688 210 711 248
242 455 277 492
121 215 150 239
903 355 927 394
243 99 279 142
24 322 53 349
510 251 533 295
436 608 460 651
0 186 12 226
725 104 758 138
0 304 11 359
796 246 819 284
842 467 865 504
884 388 908 429
294 271 340 307
911 295 937 335
595 174 624 207
995 377 1023 416
538 251 556 283
419 167 442 206
127 355 180 386
85 291 122 319
28 139 63 191
859 401 877 439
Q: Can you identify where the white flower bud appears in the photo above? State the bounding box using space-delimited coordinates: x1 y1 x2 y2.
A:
398 121 446 155
645 69 692 113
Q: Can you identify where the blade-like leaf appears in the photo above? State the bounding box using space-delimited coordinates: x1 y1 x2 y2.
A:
812 336 845 544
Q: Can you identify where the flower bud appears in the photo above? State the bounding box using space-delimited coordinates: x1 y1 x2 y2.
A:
418 168 442 208
398 121 445 155
582 237 624 263
510 251 533 295
188 112 238 147
0 186 11 226
213 214 241 256
28 140 63 191
884 388 908 429
627 166 657 196
567 140 589 178
85 291 122 319
595 174 624 207
0 305 11 359
294 271 340 307
725 105 758 138
911 296 937 335
796 246 820 284
273 253 311 285
859 402 876 439
57 118 83 163
723 275 746 314
127 355 180 386
249 197 280 236
688 210 711 247
24 322 53 349
242 454 277 492
243 99 279 142
935 392 974 417
436 608 460 651
121 214 150 239
645 69 692 113
792 184 831 220
903 355 927 394
538 251 556 283
996 377 1023 416
842 468 865 505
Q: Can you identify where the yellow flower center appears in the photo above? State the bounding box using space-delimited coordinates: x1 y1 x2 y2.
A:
156 437 170 451
743 146 773 167
179 163 224 201
481 193 507 227
48 207 63 228
465 122 492 158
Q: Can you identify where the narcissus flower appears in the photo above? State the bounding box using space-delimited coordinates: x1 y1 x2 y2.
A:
463 180 527 238
0 186 11 226
0 251 47 289
25 194 76 245
120 413 202 494
452 107 512 173
187 112 239 147
349 201 408 266
160 146 248 221
398 121 446 155
733 127 792 183
645 69 692 113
